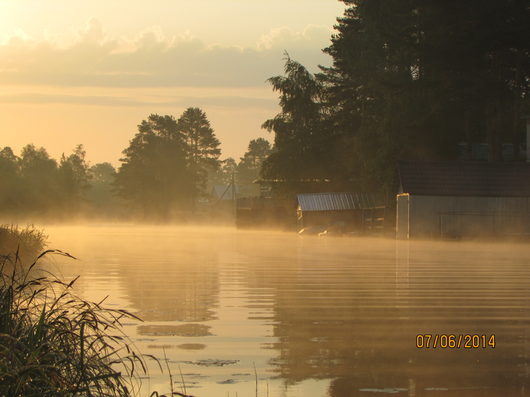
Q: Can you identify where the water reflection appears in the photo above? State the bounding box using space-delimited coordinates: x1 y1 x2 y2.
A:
47 226 530 396
238 236 530 396
119 247 219 324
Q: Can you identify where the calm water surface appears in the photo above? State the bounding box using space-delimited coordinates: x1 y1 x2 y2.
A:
45 225 530 397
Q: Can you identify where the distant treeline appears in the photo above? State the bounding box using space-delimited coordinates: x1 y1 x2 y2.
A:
262 0 530 198
0 107 270 220
115 108 270 218
0 143 117 219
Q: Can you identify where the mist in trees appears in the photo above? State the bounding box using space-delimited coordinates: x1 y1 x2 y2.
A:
0 147 23 212
205 138 271 198
58 144 90 212
115 114 191 218
0 106 268 221
212 158 238 186
115 108 222 218
237 138 271 196
86 162 119 217
0 144 102 218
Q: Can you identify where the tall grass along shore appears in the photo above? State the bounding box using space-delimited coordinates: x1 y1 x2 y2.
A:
0 225 194 397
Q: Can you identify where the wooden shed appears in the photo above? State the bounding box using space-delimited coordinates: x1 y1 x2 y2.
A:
297 192 383 234
396 161 530 239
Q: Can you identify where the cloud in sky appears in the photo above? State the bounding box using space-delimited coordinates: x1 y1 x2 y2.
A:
0 93 277 109
0 17 338 162
0 19 333 88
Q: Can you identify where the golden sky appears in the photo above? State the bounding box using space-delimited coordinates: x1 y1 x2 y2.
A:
0 0 345 165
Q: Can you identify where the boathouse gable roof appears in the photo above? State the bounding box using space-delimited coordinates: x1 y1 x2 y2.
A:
297 192 377 212
398 161 530 197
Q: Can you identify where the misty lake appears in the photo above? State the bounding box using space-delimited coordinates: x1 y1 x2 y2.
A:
45 225 530 397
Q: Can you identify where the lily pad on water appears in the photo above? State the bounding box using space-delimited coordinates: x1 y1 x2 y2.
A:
358 388 408 394
217 379 238 384
177 359 240 367
177 343 207 350
137 323 212 337
146 344 175 349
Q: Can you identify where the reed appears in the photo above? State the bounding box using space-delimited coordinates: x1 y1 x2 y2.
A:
0 250 151 396
0 224 47 261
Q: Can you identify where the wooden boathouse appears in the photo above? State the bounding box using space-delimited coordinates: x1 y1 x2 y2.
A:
396 161 530 239
297 192 384 235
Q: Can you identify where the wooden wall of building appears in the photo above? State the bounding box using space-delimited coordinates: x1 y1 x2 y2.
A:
397 195 530 239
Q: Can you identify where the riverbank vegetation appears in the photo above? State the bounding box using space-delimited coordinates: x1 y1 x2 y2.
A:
0 224 47 262
0 144 115 220
0 250 152 396
0 226 188 396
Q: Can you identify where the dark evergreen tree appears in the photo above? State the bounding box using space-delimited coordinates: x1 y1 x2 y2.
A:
177 107 221 196
321 0 530 193
261 55 330 183
58 144 90 212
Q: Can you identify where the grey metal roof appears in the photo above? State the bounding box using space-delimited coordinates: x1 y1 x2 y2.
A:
398 161 530 197
297 192 377 212
212 184 239 200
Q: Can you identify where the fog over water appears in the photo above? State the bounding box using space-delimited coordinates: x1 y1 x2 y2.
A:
44 224 530 397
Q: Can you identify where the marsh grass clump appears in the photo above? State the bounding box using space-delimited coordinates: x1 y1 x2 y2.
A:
0 250 152 396
0 224 47 260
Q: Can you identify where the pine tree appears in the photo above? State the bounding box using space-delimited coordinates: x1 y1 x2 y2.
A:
177 107 221 196
116 114 192 217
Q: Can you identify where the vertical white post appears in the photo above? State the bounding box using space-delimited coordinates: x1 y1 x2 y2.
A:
396 193 410 239
526 118 530 162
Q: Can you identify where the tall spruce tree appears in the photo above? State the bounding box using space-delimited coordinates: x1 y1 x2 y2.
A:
261 55 329 183
177 107 221 197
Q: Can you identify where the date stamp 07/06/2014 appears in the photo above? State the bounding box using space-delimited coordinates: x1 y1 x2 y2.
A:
416 334 496 349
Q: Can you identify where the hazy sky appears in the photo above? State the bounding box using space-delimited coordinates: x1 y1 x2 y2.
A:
0 0 345 165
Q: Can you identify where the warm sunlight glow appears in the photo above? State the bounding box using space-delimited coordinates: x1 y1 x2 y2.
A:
0 0 345 163
1 2 528 396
